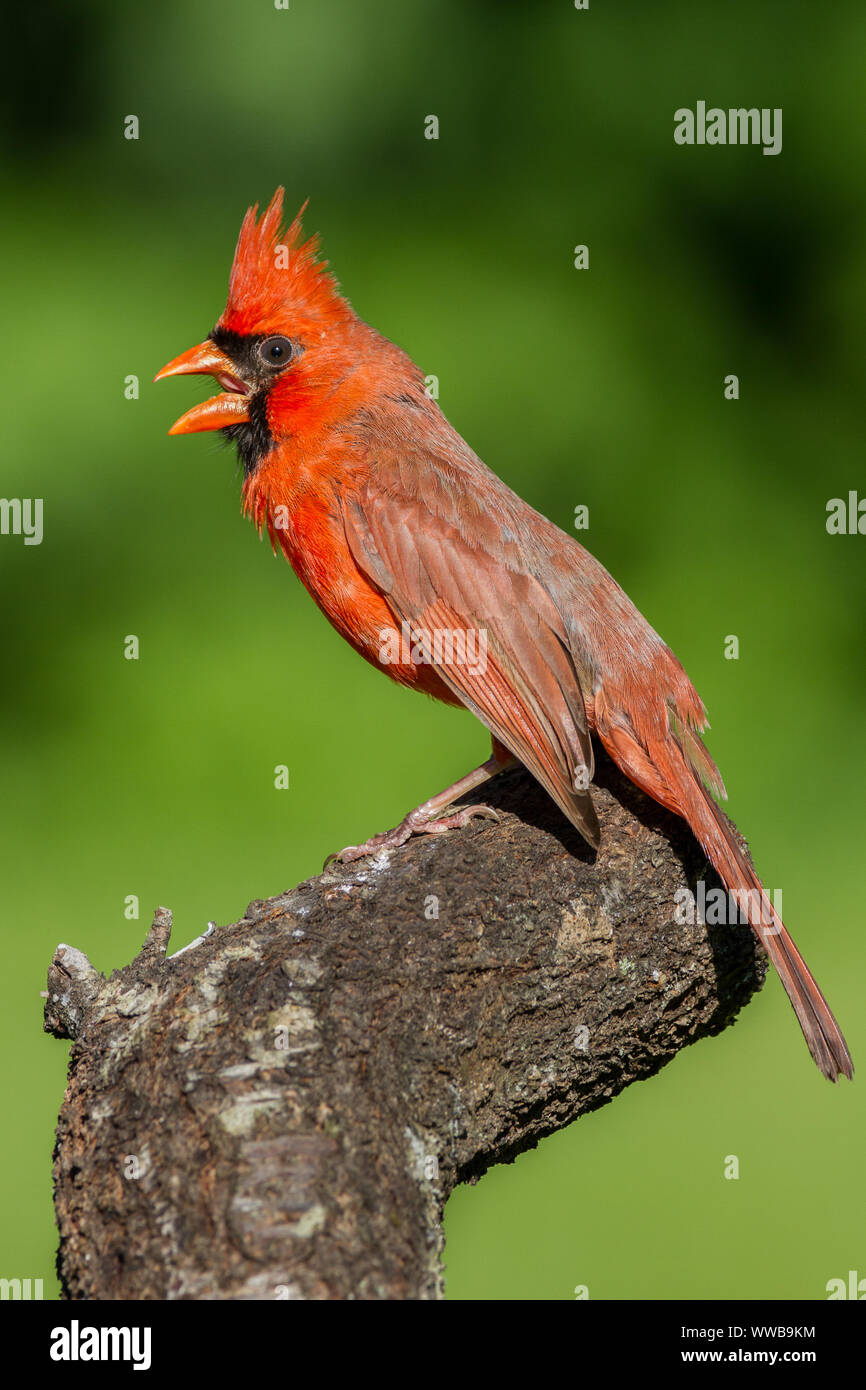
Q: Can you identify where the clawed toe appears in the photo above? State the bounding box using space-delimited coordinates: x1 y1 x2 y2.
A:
416 803 500 835
323 801 500 868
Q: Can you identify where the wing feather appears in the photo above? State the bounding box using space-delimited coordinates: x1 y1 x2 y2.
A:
343 476 600 847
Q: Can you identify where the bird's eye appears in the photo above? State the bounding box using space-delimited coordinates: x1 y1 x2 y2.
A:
258 335 294 369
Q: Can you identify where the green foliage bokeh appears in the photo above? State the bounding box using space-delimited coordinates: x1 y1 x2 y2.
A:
1 0 864 1300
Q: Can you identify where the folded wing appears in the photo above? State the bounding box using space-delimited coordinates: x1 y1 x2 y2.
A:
342 462 601 847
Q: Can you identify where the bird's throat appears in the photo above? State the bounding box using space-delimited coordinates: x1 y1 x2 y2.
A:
222 394 274 478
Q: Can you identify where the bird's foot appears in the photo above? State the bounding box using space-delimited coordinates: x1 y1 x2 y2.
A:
324 802 500 868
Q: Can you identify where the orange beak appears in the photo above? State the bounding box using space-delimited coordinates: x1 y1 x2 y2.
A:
154 340 251 435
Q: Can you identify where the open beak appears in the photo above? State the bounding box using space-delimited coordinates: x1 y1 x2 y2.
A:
154 340 251 435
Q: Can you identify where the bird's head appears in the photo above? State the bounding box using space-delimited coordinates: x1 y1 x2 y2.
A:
155 189 360 476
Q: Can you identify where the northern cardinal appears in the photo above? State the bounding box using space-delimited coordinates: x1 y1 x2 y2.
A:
156 189 852 1082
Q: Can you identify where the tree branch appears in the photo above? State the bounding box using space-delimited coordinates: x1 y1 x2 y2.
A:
45 753 764 1300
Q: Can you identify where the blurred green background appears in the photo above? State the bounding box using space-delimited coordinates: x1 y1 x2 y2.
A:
2 0 864 1301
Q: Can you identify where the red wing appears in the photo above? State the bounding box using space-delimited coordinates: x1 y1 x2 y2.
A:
342 483 600 848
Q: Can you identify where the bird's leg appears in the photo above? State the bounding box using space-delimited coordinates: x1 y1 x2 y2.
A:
325 742 516 867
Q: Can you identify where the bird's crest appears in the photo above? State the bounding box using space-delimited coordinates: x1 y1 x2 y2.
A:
219 188 352 337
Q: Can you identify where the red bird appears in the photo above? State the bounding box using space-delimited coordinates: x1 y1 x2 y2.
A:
157 189 852 1082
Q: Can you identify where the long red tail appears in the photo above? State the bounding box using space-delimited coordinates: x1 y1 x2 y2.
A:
653 741 853 1082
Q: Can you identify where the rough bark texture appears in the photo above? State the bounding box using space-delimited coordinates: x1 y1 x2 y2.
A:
45 754 765 1300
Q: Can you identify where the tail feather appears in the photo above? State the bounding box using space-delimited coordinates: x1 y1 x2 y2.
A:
651 739 853 1082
